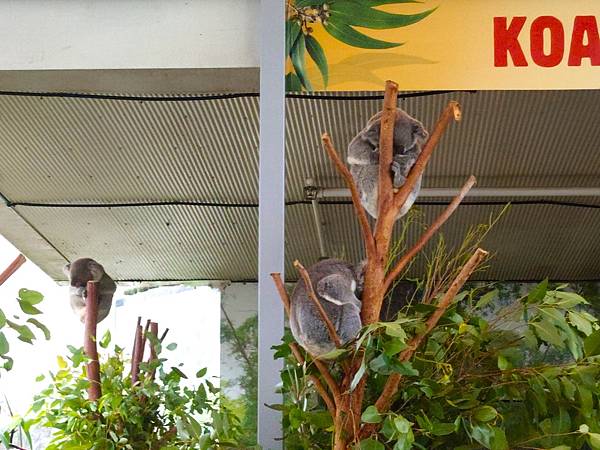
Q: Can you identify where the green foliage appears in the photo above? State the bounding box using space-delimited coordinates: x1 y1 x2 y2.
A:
0 288 50 374
277 281 600 449
220 313 258 447
285 1 435 90
14 336 246 450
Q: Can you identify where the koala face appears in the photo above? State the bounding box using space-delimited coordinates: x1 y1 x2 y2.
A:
63 258 105 297
364 109 429 152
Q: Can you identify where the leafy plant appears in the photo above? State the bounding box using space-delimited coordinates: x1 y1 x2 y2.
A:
286 0 436 90
11 334 246 450
275 278 600 449
220 312 258 447
0 288 50 374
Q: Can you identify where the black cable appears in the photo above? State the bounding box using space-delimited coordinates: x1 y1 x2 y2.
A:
5 199 600 210
0 89 474 102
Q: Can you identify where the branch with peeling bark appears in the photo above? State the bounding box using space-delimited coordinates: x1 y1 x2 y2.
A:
360 248 488 438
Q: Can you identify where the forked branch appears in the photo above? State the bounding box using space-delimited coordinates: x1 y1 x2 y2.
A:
362 248 488 437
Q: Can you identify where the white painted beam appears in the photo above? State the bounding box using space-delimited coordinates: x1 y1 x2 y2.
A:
0 0 259 71
257 0 285 448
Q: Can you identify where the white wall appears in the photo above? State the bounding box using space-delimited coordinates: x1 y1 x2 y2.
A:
0 0 259 71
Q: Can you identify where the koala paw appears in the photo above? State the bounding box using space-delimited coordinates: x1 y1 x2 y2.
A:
391 161 407 187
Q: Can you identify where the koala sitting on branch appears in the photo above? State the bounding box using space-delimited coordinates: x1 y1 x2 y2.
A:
347 108 429 219
289 259 364 357
63 257 116 324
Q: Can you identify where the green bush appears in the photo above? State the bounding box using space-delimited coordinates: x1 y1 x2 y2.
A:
275 282 600 449
21 334 246 450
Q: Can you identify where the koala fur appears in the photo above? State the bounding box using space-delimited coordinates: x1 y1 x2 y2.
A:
347 108 429 219
63 257 116 324
289 259 363 357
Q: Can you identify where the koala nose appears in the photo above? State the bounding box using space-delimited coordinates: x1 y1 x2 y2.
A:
83 289 88 298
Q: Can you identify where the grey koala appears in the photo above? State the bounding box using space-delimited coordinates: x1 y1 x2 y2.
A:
63 257 116 324
289 259 363 357
347 108 429 219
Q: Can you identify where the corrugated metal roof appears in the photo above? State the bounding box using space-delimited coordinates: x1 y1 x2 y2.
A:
0 90 598 281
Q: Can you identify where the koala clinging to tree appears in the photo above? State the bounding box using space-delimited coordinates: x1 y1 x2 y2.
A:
289 259 363 357
347 108 429 219
63 257 116 324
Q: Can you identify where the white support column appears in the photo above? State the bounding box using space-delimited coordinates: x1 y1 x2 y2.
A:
257 0 285 448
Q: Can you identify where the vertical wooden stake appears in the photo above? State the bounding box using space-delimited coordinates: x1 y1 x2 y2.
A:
84 280 102 401
148 322 159 381
131 317 142 382
0 254 26 287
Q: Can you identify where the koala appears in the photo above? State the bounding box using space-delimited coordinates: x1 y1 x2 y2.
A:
347 108 429 219
63 257 116 324
289 259 363 357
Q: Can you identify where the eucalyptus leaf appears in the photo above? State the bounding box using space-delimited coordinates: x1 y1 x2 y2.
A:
17 299 43 315
361 405 382 424
475 289 498 310
290 33 312 91
360 438 384 450
285 72 303 92
527 279 548 304
0 332 8 355
473 406 498 423
18 289 44 305
350 358 367 391
305 34 328 86
324 19 402 49
27 318 51 340
584 330 600 357
6 320 35 344
286 20 301 57
329 1 435 30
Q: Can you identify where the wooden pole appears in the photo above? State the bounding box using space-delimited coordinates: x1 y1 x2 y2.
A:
131 322 144 385
84 281 102 401
130 317 141 382
0 254 26 287
148 322 159 381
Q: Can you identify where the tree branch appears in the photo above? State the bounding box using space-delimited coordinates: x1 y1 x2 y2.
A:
0 254 26 287
361 248 488 437
383 175 477 291
392 101 462 212
270 273 340 414
294 260 342 348
376 81 398 222
84 281 102 401
322 133 376 259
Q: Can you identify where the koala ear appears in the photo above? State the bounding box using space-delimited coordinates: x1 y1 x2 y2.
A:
363 120 381 147
87 260 105 281
62 263 71 278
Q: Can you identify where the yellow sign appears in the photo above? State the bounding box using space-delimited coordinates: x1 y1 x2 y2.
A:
285 1 600 91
